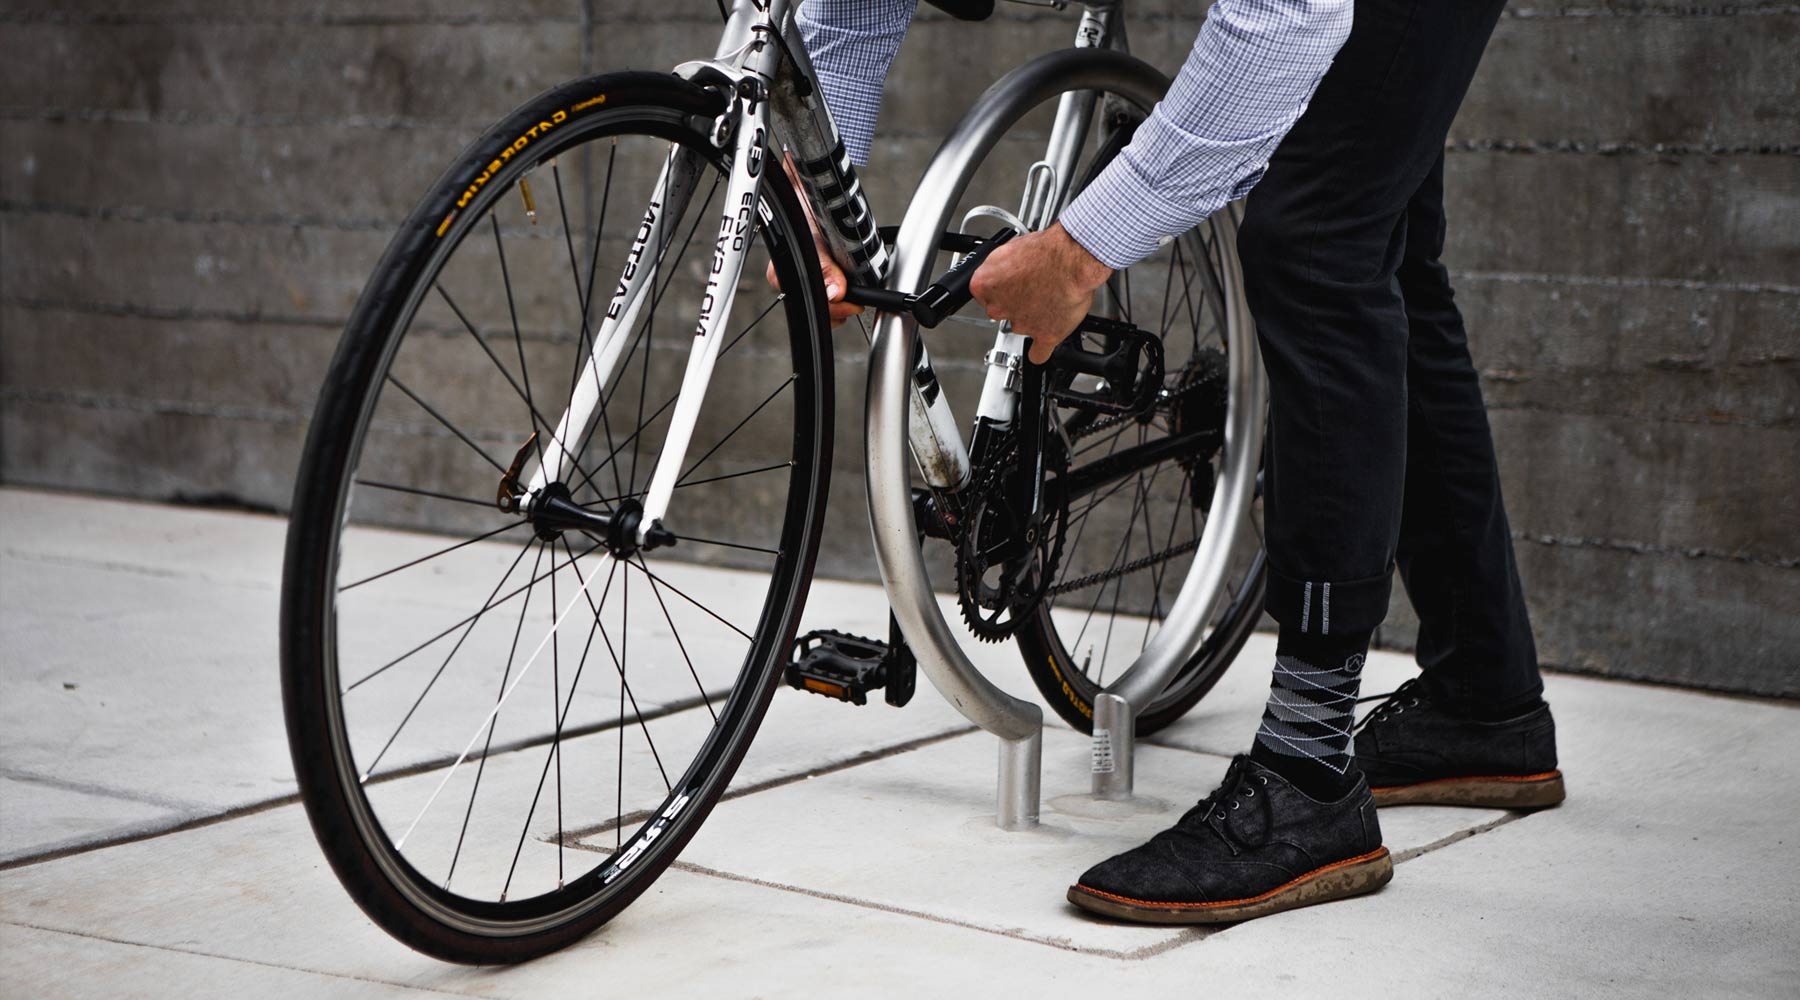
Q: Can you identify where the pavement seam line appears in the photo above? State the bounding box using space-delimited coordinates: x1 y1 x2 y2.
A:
668 860 1159 960
0 920 501 999
557 724 978 842
0 794 302 873
566 732 1247 960
0 767 211 813
0 546 279 589
1389 811 1531 864
0 689 734 872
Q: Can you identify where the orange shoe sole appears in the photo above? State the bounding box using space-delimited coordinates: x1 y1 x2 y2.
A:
1067 847 1393 924
1372 770 1565 809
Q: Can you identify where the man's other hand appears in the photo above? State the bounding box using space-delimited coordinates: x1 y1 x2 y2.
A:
765 234 864 328
968 222 1112 364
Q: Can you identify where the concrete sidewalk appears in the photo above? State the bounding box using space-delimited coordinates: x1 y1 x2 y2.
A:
2 488 1795 998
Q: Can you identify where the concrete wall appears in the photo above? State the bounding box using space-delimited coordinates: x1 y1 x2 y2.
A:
2 0 1795 696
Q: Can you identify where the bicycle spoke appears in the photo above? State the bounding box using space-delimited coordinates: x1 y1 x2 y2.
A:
628 551 718 724
1133 463 1173 651
434 284 609 502
620 557 753 642
353 478 494 510
577 142 617 354
385 375 507 475
339 520 531 593
1161 235 1186 341
550 531 565 888
609 567 671 792
668 533 781 557
552 159 587 319
1144 466 1193 630
1073 464 1150 674
446 539 547 890
492 215 551 475
355 535 537 780
676 375 795 486
345 537 602 694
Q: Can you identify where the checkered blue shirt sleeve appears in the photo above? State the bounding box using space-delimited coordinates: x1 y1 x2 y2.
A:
796 0 920 167
1060 0 1352 268
799 0 1351 270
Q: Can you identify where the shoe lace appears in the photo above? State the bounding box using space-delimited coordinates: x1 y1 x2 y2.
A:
1175 756 1270 857
1352 676 1426 735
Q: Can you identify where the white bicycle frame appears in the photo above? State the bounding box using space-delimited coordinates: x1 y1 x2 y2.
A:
528 0 971 538
516 0 1265 829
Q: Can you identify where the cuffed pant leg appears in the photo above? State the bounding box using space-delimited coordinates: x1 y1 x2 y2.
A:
1394 154 1544 711
1237 0 1513 640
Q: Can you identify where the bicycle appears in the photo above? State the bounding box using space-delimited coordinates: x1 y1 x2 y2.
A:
282 0 1265 964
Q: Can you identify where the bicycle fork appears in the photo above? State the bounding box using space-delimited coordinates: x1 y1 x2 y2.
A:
518 98 771 550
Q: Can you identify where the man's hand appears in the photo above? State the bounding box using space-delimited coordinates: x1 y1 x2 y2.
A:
766 234 864 328
765 151 863 327
968 222 1112 364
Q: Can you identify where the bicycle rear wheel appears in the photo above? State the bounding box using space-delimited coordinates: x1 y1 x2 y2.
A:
281 72 833 963
914 52 1266 737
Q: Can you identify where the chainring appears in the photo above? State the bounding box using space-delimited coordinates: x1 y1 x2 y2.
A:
954 429 1070 642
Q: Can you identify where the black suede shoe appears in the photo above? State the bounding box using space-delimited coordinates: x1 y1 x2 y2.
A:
1067 756 1391 924
1353 678 1565 809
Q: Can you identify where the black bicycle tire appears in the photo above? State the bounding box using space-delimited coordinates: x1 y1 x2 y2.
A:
1018 557 1265 736
281 71 834 964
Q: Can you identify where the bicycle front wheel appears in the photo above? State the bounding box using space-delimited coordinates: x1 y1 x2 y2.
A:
281 72 833 963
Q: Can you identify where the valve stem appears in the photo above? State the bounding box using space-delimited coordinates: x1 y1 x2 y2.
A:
519 176 538 225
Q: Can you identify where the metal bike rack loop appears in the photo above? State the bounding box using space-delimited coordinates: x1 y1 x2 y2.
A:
867 48 1260 827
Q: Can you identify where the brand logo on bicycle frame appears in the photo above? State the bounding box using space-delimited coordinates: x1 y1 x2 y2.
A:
688 132 768 335
745 128 765 178
600 790 693 885
607 198 661 320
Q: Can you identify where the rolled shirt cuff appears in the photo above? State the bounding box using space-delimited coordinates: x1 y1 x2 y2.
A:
1058 142 1270 271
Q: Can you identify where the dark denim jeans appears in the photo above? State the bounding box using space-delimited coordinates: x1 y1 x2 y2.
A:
1236 0 1543 711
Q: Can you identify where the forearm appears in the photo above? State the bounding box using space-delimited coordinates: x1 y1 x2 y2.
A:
796 0 920 166
1060 0 1352 269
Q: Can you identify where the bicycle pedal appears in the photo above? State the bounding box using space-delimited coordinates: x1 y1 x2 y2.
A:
783 625 916 708
1048 315 1165 417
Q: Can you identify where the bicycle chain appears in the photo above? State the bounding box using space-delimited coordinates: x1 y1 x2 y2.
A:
1068 350 1226 444
1045 535 1203 598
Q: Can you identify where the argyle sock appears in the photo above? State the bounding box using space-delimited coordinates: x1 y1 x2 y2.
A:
1250 627 1372 800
